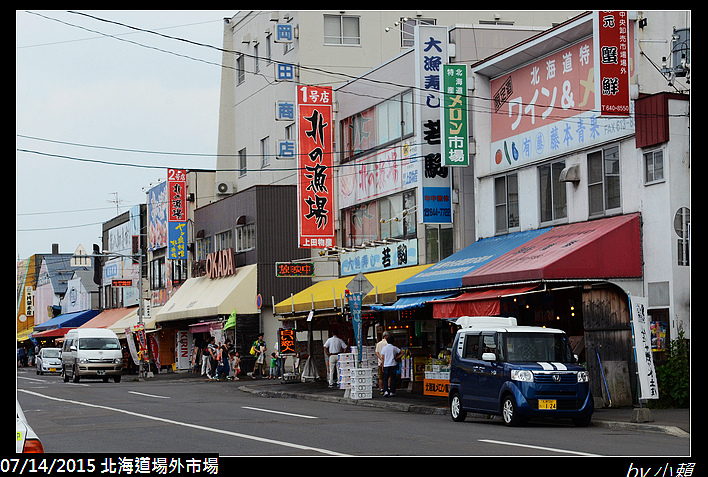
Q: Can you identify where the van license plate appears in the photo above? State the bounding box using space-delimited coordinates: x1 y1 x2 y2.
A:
539 399 556 410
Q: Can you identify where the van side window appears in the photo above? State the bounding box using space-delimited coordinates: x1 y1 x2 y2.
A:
462 333 480 359
482 333 498 359
63 339 72 352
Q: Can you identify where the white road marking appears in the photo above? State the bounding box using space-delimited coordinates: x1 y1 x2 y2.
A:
479 439 600 456
18 389 347 456
242 406 318 419
129 391 170 399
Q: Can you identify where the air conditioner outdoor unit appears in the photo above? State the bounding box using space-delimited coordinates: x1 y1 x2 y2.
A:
217 182 233 195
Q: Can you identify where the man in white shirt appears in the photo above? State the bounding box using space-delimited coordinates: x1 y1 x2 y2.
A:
380 336 404 397
375 330 390 392
323 329 349 388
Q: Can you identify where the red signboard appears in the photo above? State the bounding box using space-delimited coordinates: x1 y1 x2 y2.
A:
595 11 630 117
297 85 334 249
167 169 187 222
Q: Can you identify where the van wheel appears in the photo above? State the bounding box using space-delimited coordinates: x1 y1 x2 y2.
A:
450 393 467 422
114 375 121 383
72 366 80 383
573 416 591 427
62 366 69 382
502 395 523 427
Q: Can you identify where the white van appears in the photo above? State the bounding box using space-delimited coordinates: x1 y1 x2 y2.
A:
62 328 123 383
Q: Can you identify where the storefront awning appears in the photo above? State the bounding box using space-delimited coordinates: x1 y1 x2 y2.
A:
156 264 258 323
33 310 99 333
462 214 642 287
189 320 223 334
79 307 137 329
108 308 155 339
17 327 34 342
274 264 432 316
433 284 539 319
369 293 455 312
31 327 76 339
396 228 550 296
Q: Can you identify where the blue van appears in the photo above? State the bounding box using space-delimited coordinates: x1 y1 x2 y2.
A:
449 317 594 427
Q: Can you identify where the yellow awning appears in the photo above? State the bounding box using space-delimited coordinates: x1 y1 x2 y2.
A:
17 327 34 342
274 264 432 315
156 264 258 323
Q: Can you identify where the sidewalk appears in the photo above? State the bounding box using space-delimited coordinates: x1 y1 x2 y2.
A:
157 370 690 437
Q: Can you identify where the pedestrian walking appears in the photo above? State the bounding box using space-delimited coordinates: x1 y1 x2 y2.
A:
206 336 218 380
216 340 231 381
251 334 267 378
380 336 403 397
200 341 210 377
323 329 349 388
228 351 240 380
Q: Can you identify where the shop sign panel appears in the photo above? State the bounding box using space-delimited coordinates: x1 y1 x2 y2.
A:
594 11 631 117
297 85 335 248
489 19 634 174
414 24 452 224
441 64 469 167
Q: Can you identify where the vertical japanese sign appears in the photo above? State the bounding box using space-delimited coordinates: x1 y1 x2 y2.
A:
594 11 630 117
278 329 296 355
441 64 469 167
167 168 187 260
629 295 659 400
297 85 335 248
414 24 452 224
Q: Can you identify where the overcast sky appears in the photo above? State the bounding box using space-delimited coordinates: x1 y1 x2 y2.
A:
16 10 238 261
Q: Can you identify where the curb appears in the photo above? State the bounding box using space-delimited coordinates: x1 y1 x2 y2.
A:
239 385 690 436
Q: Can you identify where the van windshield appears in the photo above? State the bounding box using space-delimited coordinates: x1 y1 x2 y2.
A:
504 332 574 363
78 338 120 351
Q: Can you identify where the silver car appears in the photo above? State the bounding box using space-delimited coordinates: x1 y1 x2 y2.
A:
36 347 62 375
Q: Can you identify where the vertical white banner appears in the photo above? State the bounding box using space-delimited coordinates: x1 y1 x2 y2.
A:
629 295 659 400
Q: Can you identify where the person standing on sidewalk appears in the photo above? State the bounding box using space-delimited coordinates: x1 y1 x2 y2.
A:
380 336 403 397
251 334 267 378
323 329 349 388
375 330 390 393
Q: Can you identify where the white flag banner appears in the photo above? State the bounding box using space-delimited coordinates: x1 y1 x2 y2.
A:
629 295 659 400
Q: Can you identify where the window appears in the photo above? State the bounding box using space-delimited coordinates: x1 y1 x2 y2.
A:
463 333 481 359
195 236 212 261
539 161 567 223
260 136 270 168
674 207 690 266
215 230 232 252
588 145 620 216
236 224 256 252
265 34 272 64
150 257 165 290
425 224 453 263
238 148 247 177
253 43 260 73
324 15 360 45
236 54 245 84
172 260 187 286
494 174 519 233
644 149 664 184
342 90 414 161
401 18 436 47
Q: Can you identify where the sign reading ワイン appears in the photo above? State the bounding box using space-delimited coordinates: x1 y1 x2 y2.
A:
297 85 335 249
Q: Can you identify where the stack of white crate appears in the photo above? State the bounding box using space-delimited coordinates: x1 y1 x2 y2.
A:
336 349 377 399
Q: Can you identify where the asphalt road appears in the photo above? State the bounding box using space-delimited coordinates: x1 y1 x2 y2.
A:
17 368 691 460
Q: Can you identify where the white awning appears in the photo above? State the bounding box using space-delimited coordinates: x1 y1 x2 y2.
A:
155 264 258 323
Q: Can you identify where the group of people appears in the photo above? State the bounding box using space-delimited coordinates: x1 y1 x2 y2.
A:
200 333 284 381
200 336 240 381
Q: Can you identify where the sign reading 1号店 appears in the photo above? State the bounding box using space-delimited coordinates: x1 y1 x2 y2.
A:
441 64 469 167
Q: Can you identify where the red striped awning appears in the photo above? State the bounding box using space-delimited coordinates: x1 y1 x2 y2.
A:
433 285 538 319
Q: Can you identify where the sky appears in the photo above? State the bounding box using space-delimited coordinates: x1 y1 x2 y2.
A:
16 10 238 261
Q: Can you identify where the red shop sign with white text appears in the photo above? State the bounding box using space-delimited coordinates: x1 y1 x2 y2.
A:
297 85 334 249
594 11 630 117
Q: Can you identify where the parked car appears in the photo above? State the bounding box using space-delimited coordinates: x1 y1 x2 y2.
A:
449 316 594 427
17 400 43 453
62 328 123 383
36 347 62 375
